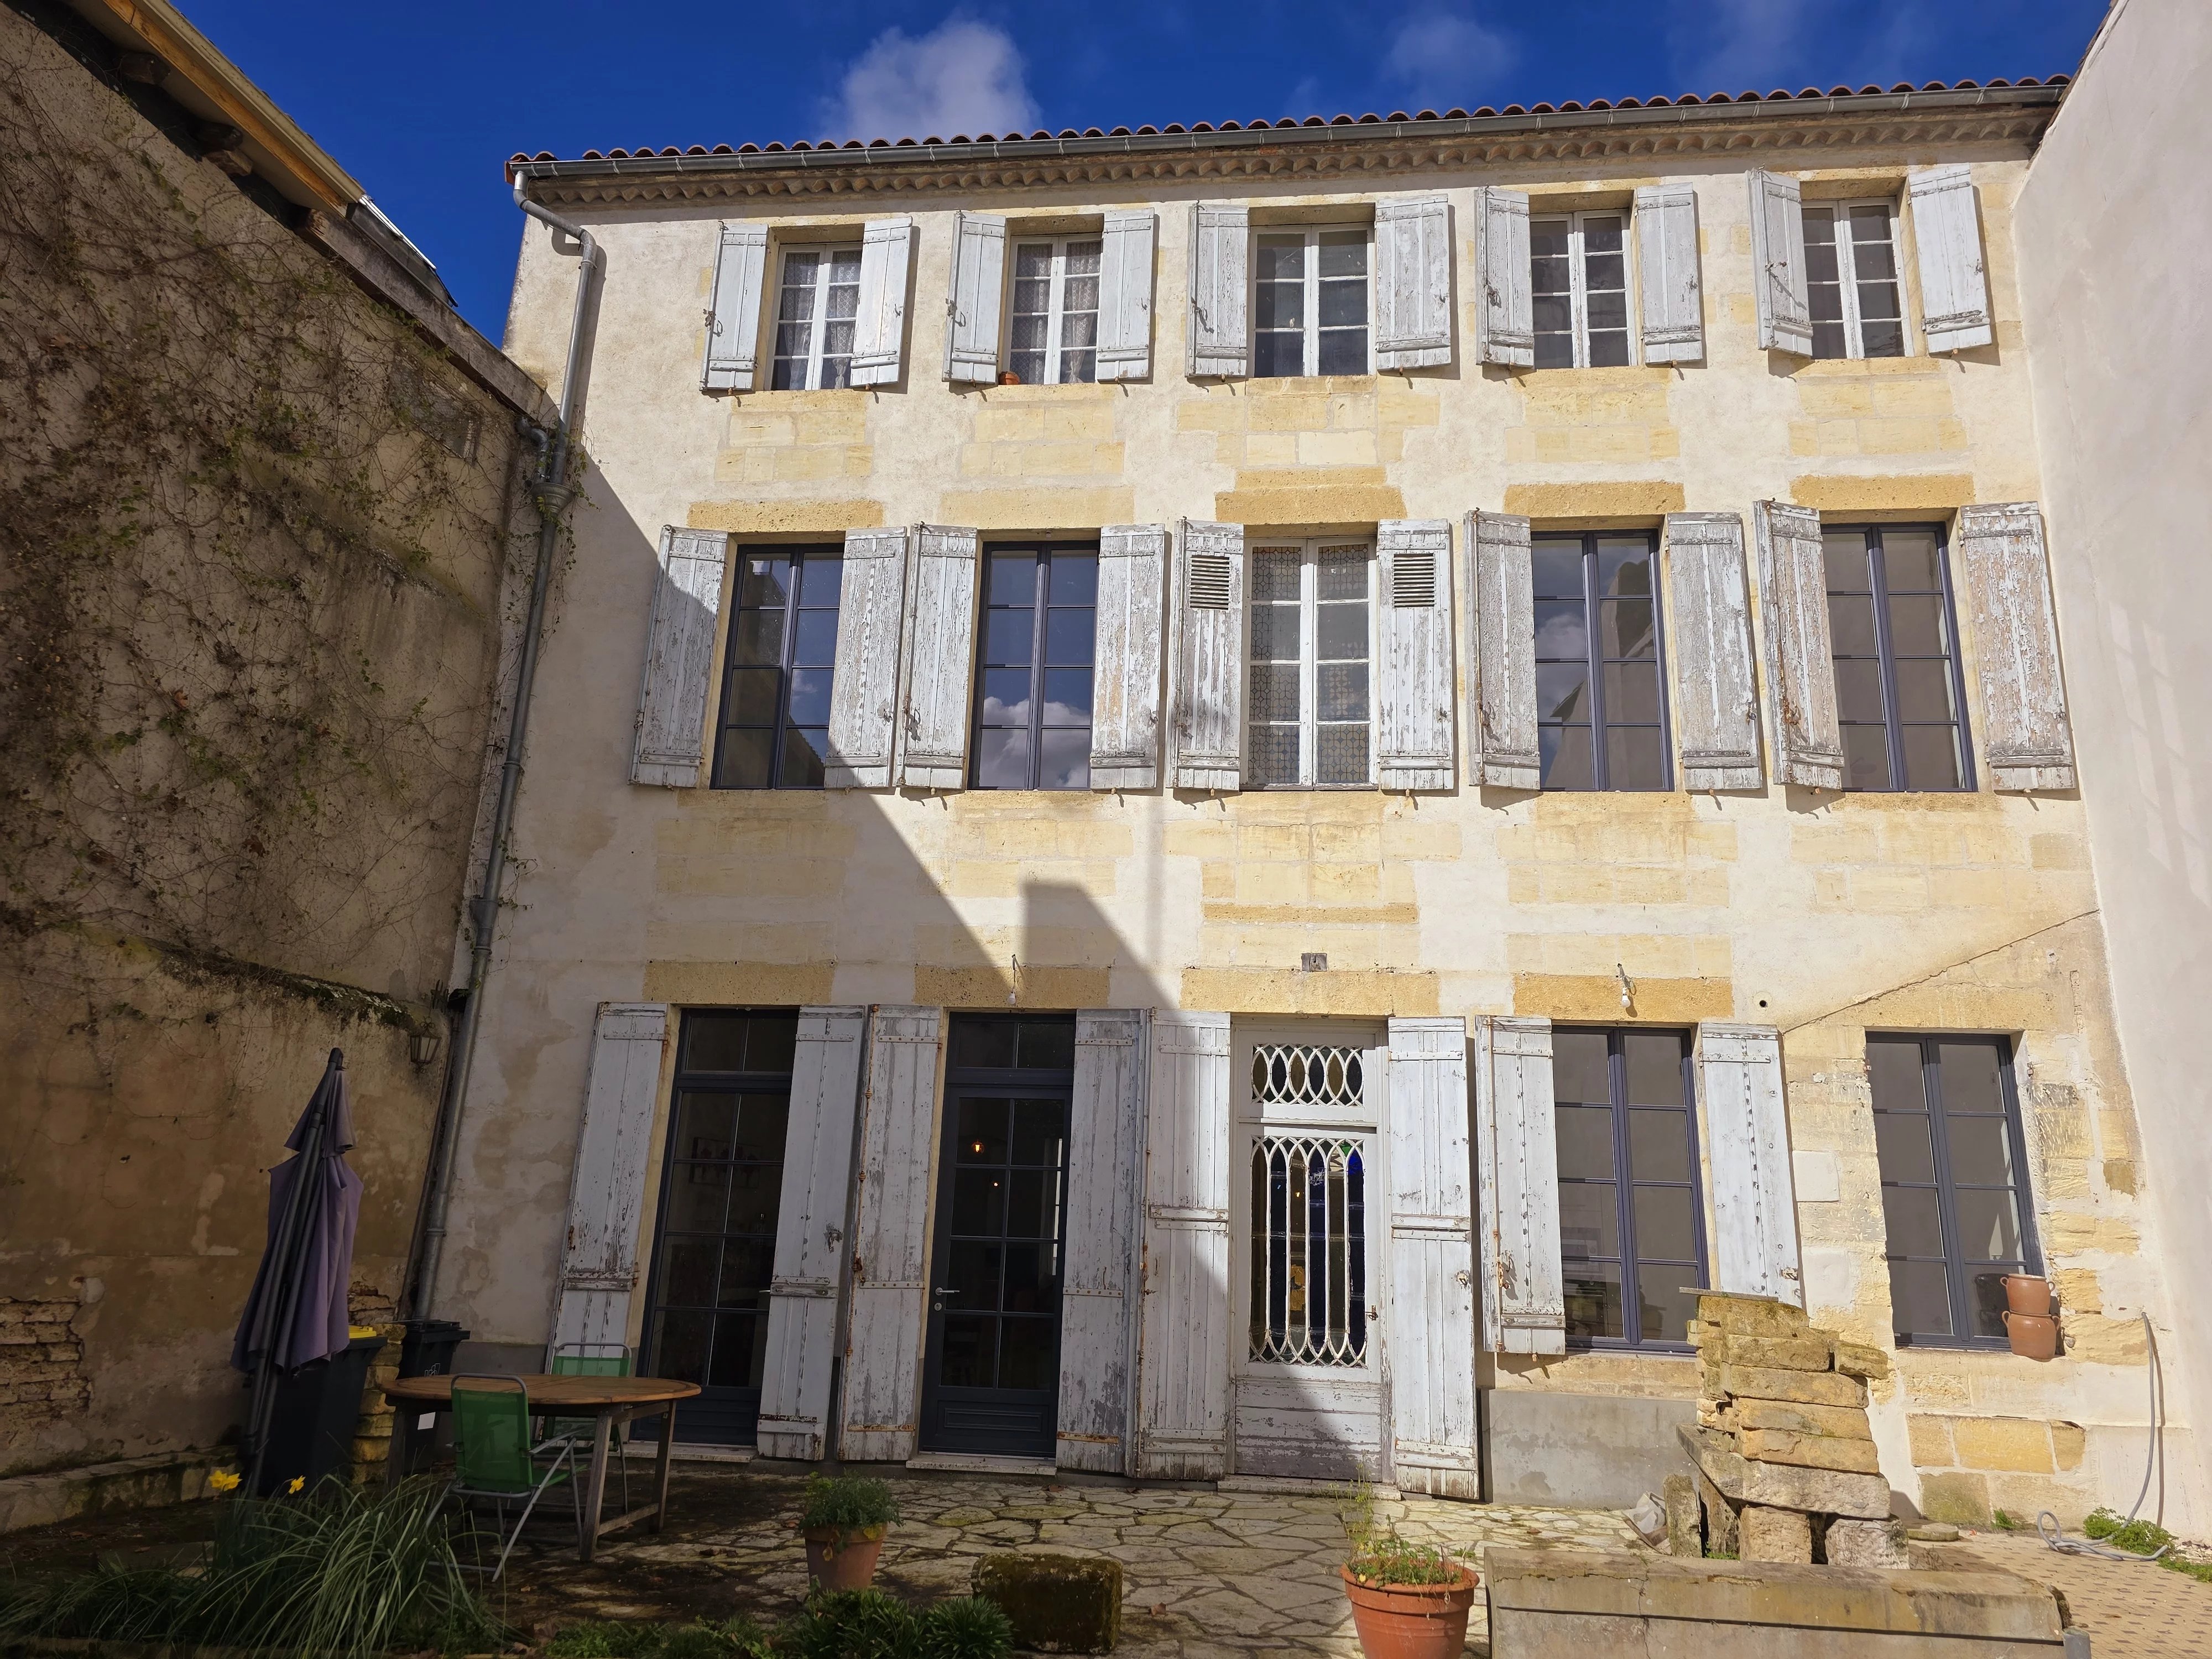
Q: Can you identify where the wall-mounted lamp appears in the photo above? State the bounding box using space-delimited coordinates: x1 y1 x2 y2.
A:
1616 963 1636 1012
408 1022 445 1068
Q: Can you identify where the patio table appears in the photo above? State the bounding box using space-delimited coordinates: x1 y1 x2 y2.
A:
382 1373 700 1562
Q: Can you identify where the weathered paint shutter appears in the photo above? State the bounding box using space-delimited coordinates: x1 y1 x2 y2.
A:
632 528 728 788
1632 185 1703 364
1374 193 1453 371
1747 170 1812 356
756 1006 867 1462
848 217 915 388
1907 166 1994 354
1663 512 1764 790
1956 502 2075 791
1136 1011 1231 1478
825 528 911 788
1095 210 1156 382
1752 500 1845 789
1386 1016 1478 1498
1168 519 1245 791
550 1003 669 1353
1091 523 1167 789
943 212 1008 384
701 223 767 392
1467 510 1539 789
1696 1022 1802 1308
839 1005 942 1463
1376 518 1457 790
1475 1015 1563 1355
1187 203 1250 378
1058 1010 1147 1473
1473 186 1533 368
896 524 980 789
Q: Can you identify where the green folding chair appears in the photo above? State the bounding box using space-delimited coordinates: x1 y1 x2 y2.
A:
546 1342 633 1511
446 1374 582 1579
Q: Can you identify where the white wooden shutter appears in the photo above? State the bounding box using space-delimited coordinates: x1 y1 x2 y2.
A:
1907 166 1994 354
1748 171 1812 356
1473 186 1533 368
1374 192 1453 370
1632 185 1703 364
1136 1010 1231 1478
1696 1022 1802 1308
1091 523 1167 789
701 223 767 392
1475 1015 1563 1355
1168 519 1245 791
1096 210 1156 382
1058 1010 1147 1473
550 1003 669 1353
839 1005 942 1462
632 527 728 788
1663 512 1764 790
896 524 980 789
1468 510 1539 789
825 527 910 788
848 217 914 388
756 1006 867 1462
943 212 1007 384
1956 502 2075 791
1753 500 1845 789
1187 203 1249 378
1387 1016 1478 1497
1376 518 1457 790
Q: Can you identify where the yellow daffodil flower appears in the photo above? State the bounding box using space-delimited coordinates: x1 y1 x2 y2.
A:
288 1476 305 1495
208 1470 241 1494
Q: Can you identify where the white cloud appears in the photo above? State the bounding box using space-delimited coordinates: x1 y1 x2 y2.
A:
1382 7 1517 105
823 15 1041 143
1667 0 1933 94
1672 0 1813 89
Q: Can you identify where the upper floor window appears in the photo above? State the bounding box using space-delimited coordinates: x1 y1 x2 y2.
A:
1249 539 1373 787
1870 1035 2038 1347
1554 1027 1705 1349
1533 532 1670 790
770 246 862 390
1254 227 1370 378
1803 201 1905 360
971 545 1097 790
712 546 841 789
1532 210 1632 369
1008 238 1101 385
1825 525 1972 791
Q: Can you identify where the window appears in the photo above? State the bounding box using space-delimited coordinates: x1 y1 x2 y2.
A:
971 545 1096 790
1825 525 1973 791
1249 539 1374 787
711 546 841 789
1553 1028 1706 1348
1247 1045 1370 1368
1007 237 1100 385
1803 201 1906 360
1533 532 1671 790
770 246 863 389
1869 1036 2039 1347
1254 227 1370 377
1531 210 1632 369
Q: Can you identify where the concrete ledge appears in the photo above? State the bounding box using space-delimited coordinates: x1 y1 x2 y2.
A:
1484 1390 1695 1507
0 1451 223 1536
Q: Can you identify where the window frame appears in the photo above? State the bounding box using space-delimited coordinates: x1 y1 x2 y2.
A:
1532 529 1674 792
1868 1034 2042 1350
1802 197 1910 362
1245 536 1379 790
1250 222 1375 379
1824 523 1976 794
1003 234 1103 386
768 242 863 391
968 541 1099 791
1530 207 1639 370
709 543 841 791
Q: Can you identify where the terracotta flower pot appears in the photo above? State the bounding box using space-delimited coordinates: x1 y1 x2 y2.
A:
2001 1274 2052 1317
1340 1564 1478 1659
802 1524 886 1591
2004 1310 2060 1360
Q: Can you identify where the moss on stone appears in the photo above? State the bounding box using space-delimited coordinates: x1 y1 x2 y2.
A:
972 1552 1121 1654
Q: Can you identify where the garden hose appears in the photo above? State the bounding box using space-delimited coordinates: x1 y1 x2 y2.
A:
2036 1312 2169 1562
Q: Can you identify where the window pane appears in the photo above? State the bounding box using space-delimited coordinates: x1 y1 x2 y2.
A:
984 608 1034 665
973 727 1031 789
1867 1041 1928 1110
785 665 832 725
1627 1109 1692 1182
1624 1035 1685 1105
738 557 790 607
1606 728 1668 791
792 609 839 667
1048 554 1098 606
1018 1021 1077 1072
979 667 1031 726
957 1098 1011 1162
1834 659 1886 723
731 608 785 666
1824 534 1871 591
714 727 773 788
1886 594 1949 656
1603 662 1662 723
1881 1185 1945 1258
940 1316 996 1387
999 1317 1055 1389
1317 547 1367 601
718 1239 775 1303
779 727 828 787
664 1162 729 1234
1901 724 1963 791
1255 235 1305 281
1827 593 1878 656
1881 531 1940 591
1533 600 1589 659
1937 1044 2004 1114
1597 539 1653 597
1041 667 1093 725
1944 1113 2015 1187
1601 599 1657 660
1954 1188 2022 1263
1542 724 1594 790
1565 1261 1624 1340
1553 1031 1610 1103
1039 727 1089 789
1316 327 1368 374
1253 331 1302 378
724 667 781 725
1011 1098 1066 1164
1633 1186 1698 1263
1005 1169 1053 1239
988 552 1036 605
683 1021 752 1074
661 1238 718 1306
1045 606 1095 666
1531 542 1585 599
1889 1261 1954 1339
1251 549 1301 600
1318 230 1366 277
1890 658 1956 724
1559 1180 1619 1260
1247 724 1298 787
1843 723 1892 790
1249 662 1300 721
1250 602 1300 661
1966 1272 2011 1340
952 1167 1005 1235
655 1310 712 1385
1316 722 1368 784
1875 1110 1936 1185
951 1020 1018 1068
1317 662 1369 722
1555 1104 1616 1181
1317 604 1368 660
1639 1281 1697 1344
1538 662 1591 723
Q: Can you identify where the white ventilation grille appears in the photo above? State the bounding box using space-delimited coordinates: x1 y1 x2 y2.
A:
1249 1134 1369 1366
1251 1044 1366 1108
1187 551 1233 609
1392 547 1437 608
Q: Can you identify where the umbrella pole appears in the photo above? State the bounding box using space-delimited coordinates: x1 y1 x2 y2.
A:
243 1050 340 1493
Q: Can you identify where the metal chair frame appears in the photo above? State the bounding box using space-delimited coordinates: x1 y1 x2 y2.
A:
444 1373 584 1580
544 1342 635 1512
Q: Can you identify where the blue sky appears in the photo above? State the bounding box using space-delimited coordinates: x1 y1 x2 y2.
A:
181 0 2108 337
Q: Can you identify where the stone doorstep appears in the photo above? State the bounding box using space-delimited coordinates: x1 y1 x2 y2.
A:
0 1450 221 1536
1483 1547 2065 1642
1679 1425 1891 1520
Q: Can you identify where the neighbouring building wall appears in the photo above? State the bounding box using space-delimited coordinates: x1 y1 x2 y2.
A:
0 7 526 1477
2016 0 2212 1526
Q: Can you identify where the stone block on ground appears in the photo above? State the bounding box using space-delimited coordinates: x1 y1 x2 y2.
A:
1695 1468 1739 1558
1740 1427 1885 1475
973 1551 1122 1653
1824 1516 1911 1569
1664 1474 1700 1558
1739 1505 1814 1564
1718 1364 1867 1410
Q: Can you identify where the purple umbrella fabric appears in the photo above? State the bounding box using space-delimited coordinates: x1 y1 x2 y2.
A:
231 1052 364 1373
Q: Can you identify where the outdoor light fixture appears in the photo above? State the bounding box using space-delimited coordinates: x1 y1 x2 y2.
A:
408 1022 445 1068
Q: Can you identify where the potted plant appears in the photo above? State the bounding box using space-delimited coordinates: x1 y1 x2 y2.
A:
1338 1483 1478 1659
800 1473 900 1592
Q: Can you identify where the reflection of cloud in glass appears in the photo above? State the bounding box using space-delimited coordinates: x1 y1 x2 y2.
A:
980 693 1032 724
1534 613 1586 655
1041 723 1089 789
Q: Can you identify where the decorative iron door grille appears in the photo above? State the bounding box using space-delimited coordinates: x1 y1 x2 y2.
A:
1251 1044 1365 1108
1249 1134 1369 1365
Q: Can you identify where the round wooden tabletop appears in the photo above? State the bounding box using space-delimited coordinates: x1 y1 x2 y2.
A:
382 1373 701 1408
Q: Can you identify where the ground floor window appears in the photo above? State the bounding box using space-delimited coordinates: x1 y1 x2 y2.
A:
1249 1132 1368 1365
